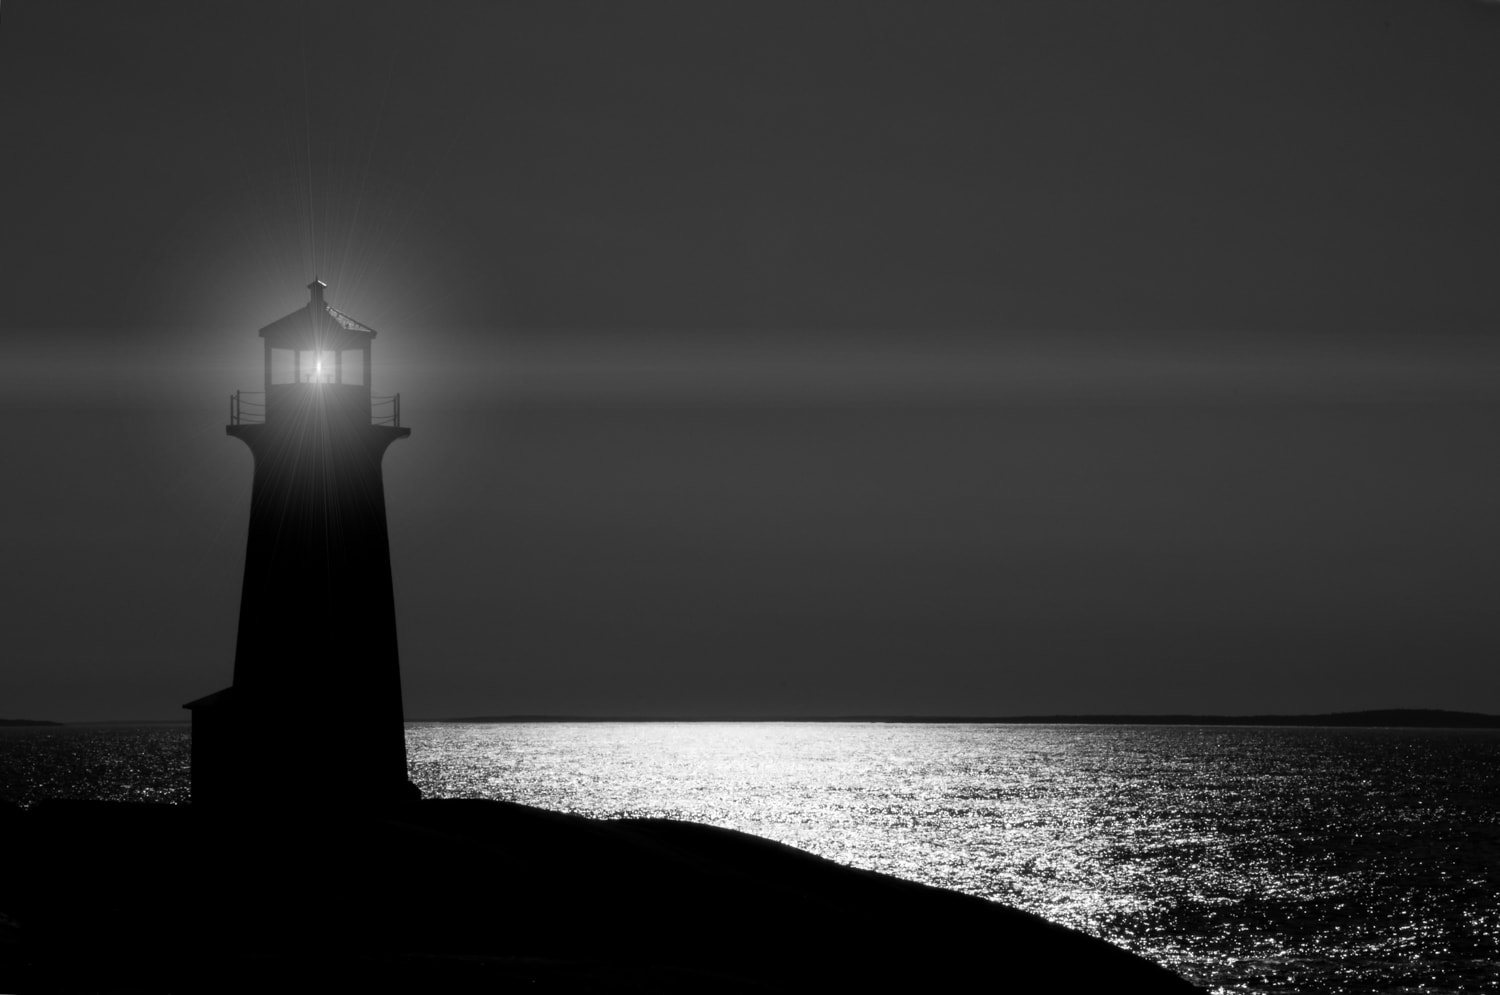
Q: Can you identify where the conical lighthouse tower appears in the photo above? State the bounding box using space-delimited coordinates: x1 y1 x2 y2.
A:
185 281 418 806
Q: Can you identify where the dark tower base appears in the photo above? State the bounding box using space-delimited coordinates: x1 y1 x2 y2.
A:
185 685 421 809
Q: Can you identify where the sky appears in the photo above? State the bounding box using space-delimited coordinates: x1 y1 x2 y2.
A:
3 0 1500 720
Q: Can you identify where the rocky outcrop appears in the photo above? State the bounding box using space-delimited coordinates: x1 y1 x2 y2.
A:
4 798 1205 992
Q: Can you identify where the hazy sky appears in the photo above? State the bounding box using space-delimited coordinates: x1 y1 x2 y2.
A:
3 1 1500 720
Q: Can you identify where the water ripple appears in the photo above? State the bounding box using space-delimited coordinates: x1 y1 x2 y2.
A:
406 722 1500 994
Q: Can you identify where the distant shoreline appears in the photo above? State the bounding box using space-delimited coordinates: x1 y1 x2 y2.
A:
426 709 1500 729
10 710 1498 730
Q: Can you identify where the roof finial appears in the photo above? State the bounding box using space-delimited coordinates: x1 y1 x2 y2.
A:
308 278 327 305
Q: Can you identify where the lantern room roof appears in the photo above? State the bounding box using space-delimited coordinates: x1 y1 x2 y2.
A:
325 304 375 334
258 280 378 350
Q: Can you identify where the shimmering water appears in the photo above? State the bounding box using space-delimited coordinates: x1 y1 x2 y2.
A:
3 722 1497 993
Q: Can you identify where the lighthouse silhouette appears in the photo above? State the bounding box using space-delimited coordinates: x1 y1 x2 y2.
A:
185 280 419 806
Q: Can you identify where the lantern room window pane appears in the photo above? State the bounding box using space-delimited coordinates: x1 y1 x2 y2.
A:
340 350 365 385
270 348 296 385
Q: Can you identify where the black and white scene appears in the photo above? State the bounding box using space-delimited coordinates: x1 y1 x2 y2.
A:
2 2 1499 992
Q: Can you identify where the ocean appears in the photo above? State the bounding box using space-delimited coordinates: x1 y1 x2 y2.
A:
2 721 1496 993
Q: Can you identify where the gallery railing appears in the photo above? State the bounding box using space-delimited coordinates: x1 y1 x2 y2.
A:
229 389 401 427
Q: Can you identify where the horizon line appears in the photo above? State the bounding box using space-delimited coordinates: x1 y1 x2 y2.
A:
9 707 1499 729
418 708 1498 728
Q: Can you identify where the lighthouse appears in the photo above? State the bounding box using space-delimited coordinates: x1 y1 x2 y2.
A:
185 281 418 806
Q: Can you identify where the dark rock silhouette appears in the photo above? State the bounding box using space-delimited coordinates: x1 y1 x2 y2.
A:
4 797 1206 992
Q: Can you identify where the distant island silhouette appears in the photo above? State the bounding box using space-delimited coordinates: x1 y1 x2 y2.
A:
433 708 1500 729
0 718 62 727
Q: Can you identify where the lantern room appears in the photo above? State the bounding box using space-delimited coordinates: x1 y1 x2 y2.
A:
247 279 381 421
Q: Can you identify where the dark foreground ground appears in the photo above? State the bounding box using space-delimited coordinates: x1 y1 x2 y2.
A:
0 797 1204 992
